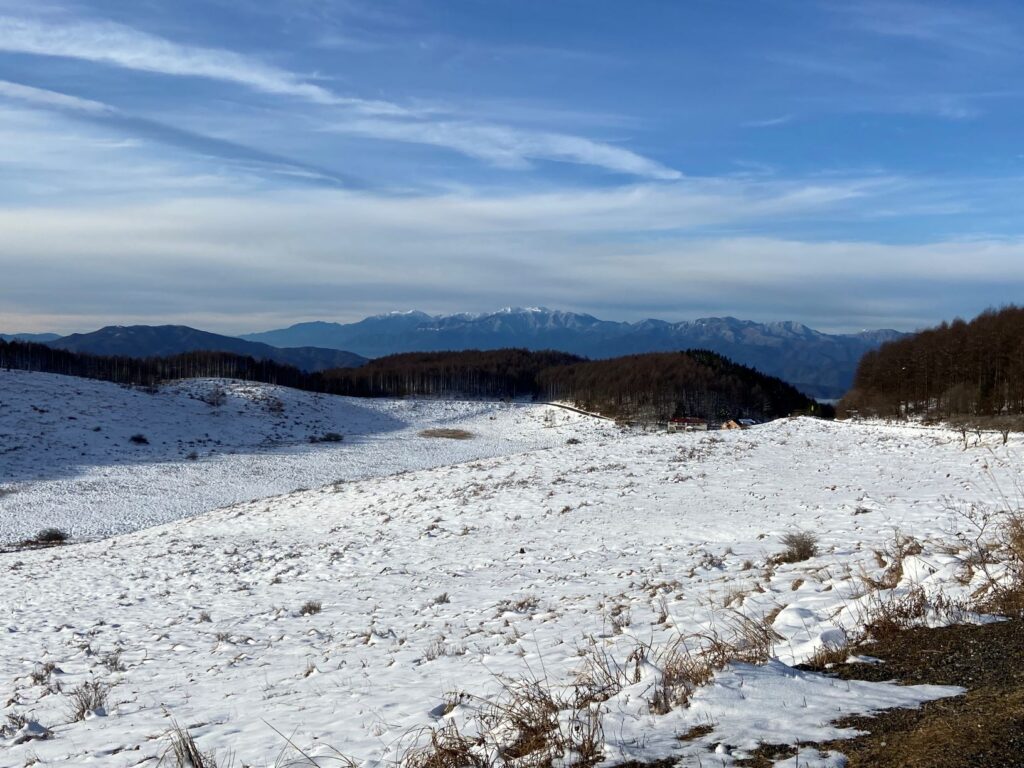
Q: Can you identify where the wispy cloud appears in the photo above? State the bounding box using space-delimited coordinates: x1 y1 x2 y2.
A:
743 115 794 128
0 80 361 191
834 1 1019 57
0 15 680 180
325 119 682 180
0 16 403 113
0 78 111 113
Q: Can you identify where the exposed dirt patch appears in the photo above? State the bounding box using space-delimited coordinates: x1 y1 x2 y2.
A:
739 619 1024 767
419 428 475 440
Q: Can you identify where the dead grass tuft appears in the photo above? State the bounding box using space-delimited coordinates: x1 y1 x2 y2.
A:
159 722 232 768
66 679 110 722
774 531 819 564
402 722 486 768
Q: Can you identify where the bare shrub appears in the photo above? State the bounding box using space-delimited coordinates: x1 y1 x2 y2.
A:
129 433 149 445
978 511 1024 617
775 531 818 564
298 600 322 616
101 649 125 672
29 662 57 686
309 433 344 444
66 680 109 722
862 586 929 642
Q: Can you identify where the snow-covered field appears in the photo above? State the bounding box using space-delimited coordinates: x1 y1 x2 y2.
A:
0 371 612 544
2 371 1022 767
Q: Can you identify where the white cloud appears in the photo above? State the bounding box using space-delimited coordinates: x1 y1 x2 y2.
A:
1 183 1020 333
0 79 111 113
0 15 682 180
328 118 682 179
0 16 405 113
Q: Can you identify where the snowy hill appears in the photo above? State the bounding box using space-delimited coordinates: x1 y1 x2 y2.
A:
2 384 1019 766
0 370 610 543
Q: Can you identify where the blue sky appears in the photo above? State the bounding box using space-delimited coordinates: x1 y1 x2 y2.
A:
3 0 1024 334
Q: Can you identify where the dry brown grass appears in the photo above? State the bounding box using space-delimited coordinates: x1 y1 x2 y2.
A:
158 722 231 768
860 532 924 591
419 429 475 440
402 722 486 768
774 531 818 564
400 671 603 768
805 637 851 669
66 680 109 723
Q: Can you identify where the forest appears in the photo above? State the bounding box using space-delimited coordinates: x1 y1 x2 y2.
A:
1 339 823 422
840 305 1024 421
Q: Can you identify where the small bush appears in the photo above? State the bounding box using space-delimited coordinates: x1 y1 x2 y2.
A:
129 433 149 445
298 600 322 616
309 432 344 444
566 437 582 445
863 586 929 641
66 680 109 722
776 531 819 564
35 528 67 545
101 649 125 672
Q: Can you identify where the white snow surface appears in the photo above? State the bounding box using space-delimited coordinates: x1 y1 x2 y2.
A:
2 370 1022 766
0 370 611 544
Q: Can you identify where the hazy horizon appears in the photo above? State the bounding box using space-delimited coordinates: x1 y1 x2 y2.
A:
2 304 944 339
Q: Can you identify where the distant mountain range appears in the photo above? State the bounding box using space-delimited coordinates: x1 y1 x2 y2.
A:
4 310 908 399
243 308 907 399
1 332 62 343
41 325 368 371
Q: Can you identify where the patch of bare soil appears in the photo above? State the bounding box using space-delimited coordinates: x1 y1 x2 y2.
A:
419 428 475 440
739 619 1024 767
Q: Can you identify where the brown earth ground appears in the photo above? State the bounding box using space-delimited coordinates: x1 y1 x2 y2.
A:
736 618 1024 767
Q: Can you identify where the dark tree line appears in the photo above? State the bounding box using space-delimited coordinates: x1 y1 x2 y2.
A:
537 350 824 421
840 306 1024 420
318 349 583 398
1 339 824 422
0 340 313 389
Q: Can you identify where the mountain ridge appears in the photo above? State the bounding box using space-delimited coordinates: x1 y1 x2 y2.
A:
46 325 368 372
243 309 907 398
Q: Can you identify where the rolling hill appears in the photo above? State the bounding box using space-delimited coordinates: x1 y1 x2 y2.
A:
46 324 367 371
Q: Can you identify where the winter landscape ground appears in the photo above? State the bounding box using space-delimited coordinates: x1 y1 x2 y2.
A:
1 371 1021 766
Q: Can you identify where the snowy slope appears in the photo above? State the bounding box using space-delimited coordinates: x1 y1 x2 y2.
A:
3 407 1020 766
0 370 613 544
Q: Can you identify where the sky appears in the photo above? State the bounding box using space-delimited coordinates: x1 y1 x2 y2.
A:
3 0 1024 335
